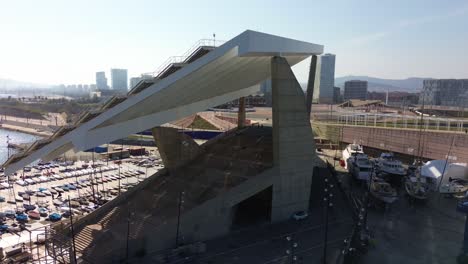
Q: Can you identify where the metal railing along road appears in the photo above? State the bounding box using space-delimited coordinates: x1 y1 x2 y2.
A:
314 112 468 133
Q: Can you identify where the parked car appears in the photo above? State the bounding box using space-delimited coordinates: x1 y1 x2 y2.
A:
292 211 308 221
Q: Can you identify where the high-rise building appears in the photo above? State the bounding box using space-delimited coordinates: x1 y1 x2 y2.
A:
344 80 368 100
96 72 108 90
129 74 153 89
111 69 128 92
313 53 336 104
333 87 341 103
419 79 468 107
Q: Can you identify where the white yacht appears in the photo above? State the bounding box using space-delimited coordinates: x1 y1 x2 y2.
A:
342 143 364 169
375 153 406 176
347 153 373 181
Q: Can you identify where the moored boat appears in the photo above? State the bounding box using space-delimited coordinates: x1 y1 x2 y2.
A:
342 143 364 169
347 153 373 181
368 175 398 204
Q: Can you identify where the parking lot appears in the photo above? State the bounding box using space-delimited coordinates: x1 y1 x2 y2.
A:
0 155 162 254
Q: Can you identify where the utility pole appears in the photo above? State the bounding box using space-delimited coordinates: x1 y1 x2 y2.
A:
323 175 334 264
175 191 185 247
68 196 77 264
126 211 131 262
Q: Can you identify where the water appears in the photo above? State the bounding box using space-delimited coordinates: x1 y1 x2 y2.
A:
0 129 40 165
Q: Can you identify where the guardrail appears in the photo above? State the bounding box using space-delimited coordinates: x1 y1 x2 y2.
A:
314 112 468 133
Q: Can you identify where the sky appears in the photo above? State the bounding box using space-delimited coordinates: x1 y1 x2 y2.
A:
1 0 468 85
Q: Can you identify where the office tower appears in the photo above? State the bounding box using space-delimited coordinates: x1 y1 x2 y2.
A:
96 72 108 90
111 68 128 92
420 79 468 107
313 53 336 104
344 80 368 100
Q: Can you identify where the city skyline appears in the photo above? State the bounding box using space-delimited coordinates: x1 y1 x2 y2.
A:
1 0 468 85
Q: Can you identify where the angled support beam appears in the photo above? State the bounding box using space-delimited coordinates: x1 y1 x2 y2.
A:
305 55 318 117
72 85 261 151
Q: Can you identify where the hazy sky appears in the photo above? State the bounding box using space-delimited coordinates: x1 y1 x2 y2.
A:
1 0 467 85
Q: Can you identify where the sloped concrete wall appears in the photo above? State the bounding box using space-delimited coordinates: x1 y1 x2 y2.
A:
152 127 201 171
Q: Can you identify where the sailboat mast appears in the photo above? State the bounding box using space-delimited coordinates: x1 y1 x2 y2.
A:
416 92 426 161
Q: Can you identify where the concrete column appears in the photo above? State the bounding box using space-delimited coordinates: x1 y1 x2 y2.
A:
305 55 318 118
270 56 322 223
237 97 246 128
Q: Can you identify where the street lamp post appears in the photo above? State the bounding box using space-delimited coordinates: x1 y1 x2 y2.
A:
323 176 334 264
175 191 185 248
286 235 298 263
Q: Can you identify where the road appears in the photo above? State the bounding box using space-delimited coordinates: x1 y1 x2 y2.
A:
154 166 355 264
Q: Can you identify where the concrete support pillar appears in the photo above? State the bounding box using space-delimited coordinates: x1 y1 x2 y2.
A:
305 55 318 118
237 97 246 128
270 56 322 223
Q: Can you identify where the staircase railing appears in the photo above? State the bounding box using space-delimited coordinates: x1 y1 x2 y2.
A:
143 39 225 78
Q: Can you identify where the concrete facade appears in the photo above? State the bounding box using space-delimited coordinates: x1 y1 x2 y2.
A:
271 56 321 222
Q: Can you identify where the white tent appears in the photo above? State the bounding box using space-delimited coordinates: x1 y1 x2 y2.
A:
421 160 468 182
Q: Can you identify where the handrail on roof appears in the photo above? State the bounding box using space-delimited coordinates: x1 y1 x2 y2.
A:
143 39 225 78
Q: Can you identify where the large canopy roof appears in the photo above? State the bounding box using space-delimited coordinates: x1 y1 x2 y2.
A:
3 30 323 174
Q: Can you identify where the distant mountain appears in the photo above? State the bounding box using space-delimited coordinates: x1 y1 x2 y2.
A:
335 76 430 93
